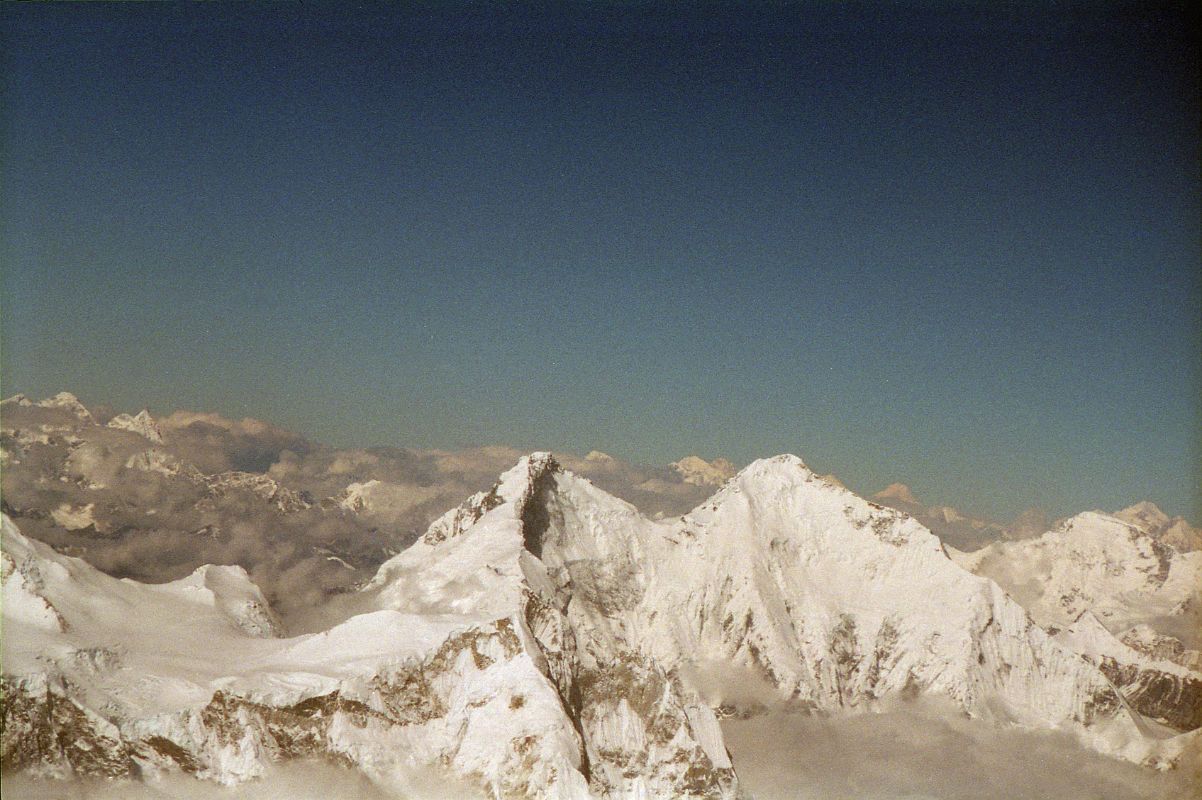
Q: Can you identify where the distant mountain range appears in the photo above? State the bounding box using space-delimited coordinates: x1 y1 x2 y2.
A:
2 393 1199 796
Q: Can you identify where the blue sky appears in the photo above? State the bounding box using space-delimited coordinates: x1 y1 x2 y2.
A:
2 3 1198 521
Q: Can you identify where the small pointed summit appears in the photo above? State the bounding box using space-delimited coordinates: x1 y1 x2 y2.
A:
735 453 810 477
107 409 164 443
414 452 563 548
523 451 560 476
706 455 837 500
1114 502 1201 552
508 452 562 503
1115 501 1171 530
873 482 920 506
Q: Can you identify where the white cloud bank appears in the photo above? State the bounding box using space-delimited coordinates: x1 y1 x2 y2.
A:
723 701 1199 800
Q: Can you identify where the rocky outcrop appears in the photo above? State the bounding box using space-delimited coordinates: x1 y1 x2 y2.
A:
1053 612 1202 733
1098 659 1202 732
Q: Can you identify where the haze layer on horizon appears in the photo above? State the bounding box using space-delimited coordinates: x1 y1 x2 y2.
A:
2 3 1199 521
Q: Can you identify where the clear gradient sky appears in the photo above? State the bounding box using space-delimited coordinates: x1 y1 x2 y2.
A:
2 3 1199 521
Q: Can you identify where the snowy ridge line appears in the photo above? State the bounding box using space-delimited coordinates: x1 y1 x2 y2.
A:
3 452 1200 797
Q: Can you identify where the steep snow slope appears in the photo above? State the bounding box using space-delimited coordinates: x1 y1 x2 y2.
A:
949 510 1202 734
1053 612 1202 732
1 512 597 796
2 518 284 707
360 454 736 798
627 460 1165 750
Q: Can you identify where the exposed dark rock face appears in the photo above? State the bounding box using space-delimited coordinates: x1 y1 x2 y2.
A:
1098 659 1202 732
518 455 561 559
515 465 737 799
1 676 136 778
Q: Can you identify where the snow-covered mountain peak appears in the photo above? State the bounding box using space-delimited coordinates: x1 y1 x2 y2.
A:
367 454 562 616
515 449 561 480
1117 501 1171 530
738 452 809 474
1 393 32 407
694 453 936 550
335 479 382 512
873 482 920 505
1113 502 1202 553
358 455 739 797
5 446 1198 792
106 409 164 443
34 391 94 422
672 455 737 486
962 509 1201 634
484 450 562 501
409 451 647 563
702 453 827 498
